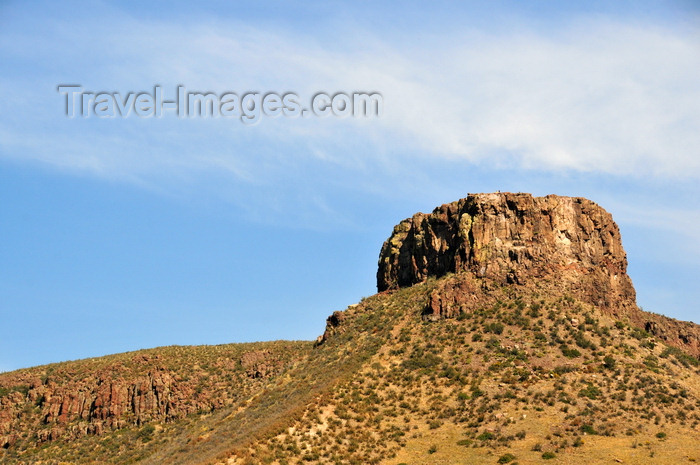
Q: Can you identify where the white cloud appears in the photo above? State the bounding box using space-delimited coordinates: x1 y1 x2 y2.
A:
615 203 700 262
386 22 700 177
1 12 699 187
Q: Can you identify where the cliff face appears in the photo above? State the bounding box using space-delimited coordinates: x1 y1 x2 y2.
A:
377 192 699 356
0 343 306 449
378 193 635 312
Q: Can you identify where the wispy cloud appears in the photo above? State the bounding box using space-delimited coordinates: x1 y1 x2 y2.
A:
1 11 698 188
615 203 700 262
2 2 699 368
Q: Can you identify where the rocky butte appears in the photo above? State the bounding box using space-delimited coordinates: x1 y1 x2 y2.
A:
377 192 699 356
2 192 700 465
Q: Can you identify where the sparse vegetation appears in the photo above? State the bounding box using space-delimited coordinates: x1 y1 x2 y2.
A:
1 271 699 465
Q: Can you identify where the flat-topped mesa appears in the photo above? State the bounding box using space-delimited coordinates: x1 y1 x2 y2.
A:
377 193 637 317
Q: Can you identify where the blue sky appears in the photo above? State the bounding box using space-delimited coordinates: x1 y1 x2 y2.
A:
1 1 699 372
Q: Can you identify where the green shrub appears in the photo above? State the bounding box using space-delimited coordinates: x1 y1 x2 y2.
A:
486 337 501 350
660 346 699 368
561 345 581 358
630 327 651 340
578 384 601 400
603 355 616 370
428 420 442 429
402 353 443 370
137 424 156 442
575 332 596 350
498 453 517 463
580 423 597 435
485 322 505 335
553 365 575 374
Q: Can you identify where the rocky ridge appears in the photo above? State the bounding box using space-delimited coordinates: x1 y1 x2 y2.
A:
0 343 306 450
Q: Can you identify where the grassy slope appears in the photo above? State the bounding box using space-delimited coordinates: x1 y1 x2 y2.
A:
0 341 311 464
218 274 700 465
1 273 699 464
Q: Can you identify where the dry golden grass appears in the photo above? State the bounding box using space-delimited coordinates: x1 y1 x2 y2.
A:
385 409 699 465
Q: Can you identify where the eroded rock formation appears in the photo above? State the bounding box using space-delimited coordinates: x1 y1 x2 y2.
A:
377 192 699 356
0 346 298 446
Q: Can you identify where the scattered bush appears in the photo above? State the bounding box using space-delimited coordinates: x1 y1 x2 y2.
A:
579 384 601 400
630 327 651 340
580 424 597 435
603 355 616 370
660 346 699 368
428 420 442 429
561 345 581 358
402 353 443 370
137 424 156 442
485 322 505 335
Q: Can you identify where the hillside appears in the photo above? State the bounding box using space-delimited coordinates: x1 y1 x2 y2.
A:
1 193 699 465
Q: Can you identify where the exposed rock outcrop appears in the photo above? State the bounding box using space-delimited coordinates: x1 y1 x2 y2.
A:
317 309 351 345
378 193 635 313
0 343 304 446
240 350 283 379
377 192 699 356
